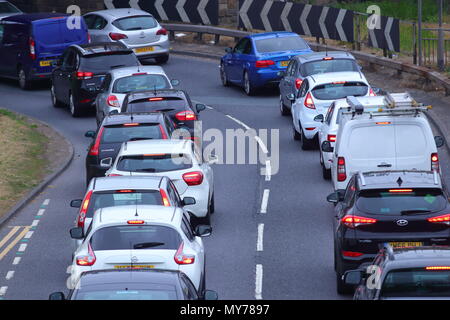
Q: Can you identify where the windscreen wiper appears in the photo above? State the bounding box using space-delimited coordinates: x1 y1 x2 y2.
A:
401 209 431 215
128 137 154 141
135 168 157 173
133 242 165 249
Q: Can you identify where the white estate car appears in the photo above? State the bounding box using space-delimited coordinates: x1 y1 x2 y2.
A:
69 205 211 291
104 139 214 224
291 71 373 150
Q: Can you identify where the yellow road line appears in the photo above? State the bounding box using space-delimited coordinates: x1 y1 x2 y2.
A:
0 227 21 251
0 227 31 261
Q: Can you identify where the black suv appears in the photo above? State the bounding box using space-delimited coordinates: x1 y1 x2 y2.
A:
51 42 140 117
85 112 176 185
328 170 450 294
121 89 206 137
344 245 450 299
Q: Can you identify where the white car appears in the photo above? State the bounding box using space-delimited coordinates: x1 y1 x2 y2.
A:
316 96 386 180
95 66 179 125
69 205 211 291
104 139 214 224
291 71 374 150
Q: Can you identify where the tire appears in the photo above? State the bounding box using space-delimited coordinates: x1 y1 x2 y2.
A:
279 95 290 116
155 54 169 64
209 193 215 214
321 153 331 180
220 63 230 87
243 71 256 96
336 272 353 295
293 127 301 141
301 129 315 151
18 67 32 90
69 93 83 118
50 84 64 108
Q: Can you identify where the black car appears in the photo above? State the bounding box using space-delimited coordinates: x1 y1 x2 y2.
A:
121 89 206 138
328 170 450 294
50 42 140 117
49 269 218 300
344 245 450 300
85 112 176 185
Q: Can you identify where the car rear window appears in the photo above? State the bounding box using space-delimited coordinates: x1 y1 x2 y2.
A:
117 154 192 173
80 53 138 72
124 98 188 113
112 16 158 31
0 2 20 13
90 225 181 251
101 124 163 144
356 188 447 215
74 288 178 300
303 59 359 76
381 268 450 298
312 82 368 100
254 36 309 53
86 190 162 219
113 75 170 94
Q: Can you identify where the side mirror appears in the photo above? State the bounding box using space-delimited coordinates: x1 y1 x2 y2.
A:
314 114 324 123
182 197 196 206
203 290 218 300
70 227 84 240
100 157 113 168
277 70 285 77
170 79 180 87
49 292 65 300
205 154 219 164
286 93 295 102
225 47 232 53
326 192 341 204
195 103 206 113
85 130 96 138
343 270 363 286
321 141 334 153
195 224 212 237
108 110 119 116
70 199 82 208
435 136 445 148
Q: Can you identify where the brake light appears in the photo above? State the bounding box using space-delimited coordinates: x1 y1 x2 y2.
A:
76 243 96 266
255 60 275 68
76 71 94 80
123 123 139 127
127 220 145 224
342 251 363 258
323 57 333 61
369 88 376 96
109 32 128 40
174 242 195 265
29 37 36 60
107 95 120 108
149 97 164 101
304 92 315 109
182 171 203 186
77 190 93 228
428 213 450 226
159 125 168 139
376 122 391 125
341 215 377 228
426 266 450 270
156 28 168 36
389 189 413 193
432 153 440 172
87 32 91 43
337 157 346 182
108 174 122 176
132 73 147 76
175 111 197 121
332 81 347 84
117 190 134 193
295 78 303 90
327 134 336 142
160 189 171 207
88 127 104 156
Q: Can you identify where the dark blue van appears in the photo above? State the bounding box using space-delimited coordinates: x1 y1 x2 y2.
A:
0 13 89 89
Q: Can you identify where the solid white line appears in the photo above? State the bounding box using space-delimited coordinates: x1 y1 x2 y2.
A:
31 220 39 227
265 160 272 181
0 286 7 296
37 209 45 216
24 231 34 239
255 264 263 300
226 114 251 130
5 271 14 280
18 244 27 252
260 189 270 214
43 199 50 206
257 224 264 252
12 257 21 265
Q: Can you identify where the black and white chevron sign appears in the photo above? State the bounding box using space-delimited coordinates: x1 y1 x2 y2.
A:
104 0 219 25
368 15 400 52
239 0 354 43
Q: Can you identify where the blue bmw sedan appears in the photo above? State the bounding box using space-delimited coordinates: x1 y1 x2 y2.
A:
220 32 313 95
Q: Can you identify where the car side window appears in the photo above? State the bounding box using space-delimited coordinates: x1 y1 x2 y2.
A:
169 181 182 206
100 74 111 91
343 177 356 207
289 61 298 77
93 16 107 30
62 50 76 71
234 38 249 54
181 214 195 241
0 24 4 43
180 274 198 300
243 40 252 55
298 79 309 98
83 15 96 29
325 103 335 125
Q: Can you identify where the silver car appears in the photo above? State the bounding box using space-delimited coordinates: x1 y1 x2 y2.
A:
83 8 170 63
0 0 22 20
95 65 179 125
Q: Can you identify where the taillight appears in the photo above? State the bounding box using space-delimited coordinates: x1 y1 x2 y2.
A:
304 92 315 109
255 60 275 68
295 78 303 90
341 215 377 228
432 153 439 172
327 134 336 142
369 88 376 96
426 266 450 270
76 243 96 266
127 220 145 224
428 213 450 226
88 127 104 156
77 190 93 228
159 125 168 139
29 37 36 60
342 250 364 258
87 32 91 43
174 242 195 265
160 189 171 207
107 95 120 108
76 71 94 80
109 32 128 40
337 157 346 182
156 28 168 36
182 171 203 186
175 111 197 121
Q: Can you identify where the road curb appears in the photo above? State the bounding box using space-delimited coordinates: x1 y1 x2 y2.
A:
0 112 74 227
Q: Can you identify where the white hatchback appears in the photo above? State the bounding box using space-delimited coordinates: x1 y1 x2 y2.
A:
69 205 211 291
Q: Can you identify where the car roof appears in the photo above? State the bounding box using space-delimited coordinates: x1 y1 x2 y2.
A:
72 42 130 55
2 13 68 23
119 139 193 155
295 51 355 62
79 269 180 286
308 71 366 84
90 176 163 192
109 66 166 78
384 247 450 269
87 8 152 19
127 89 187 101
93 205 181 226
249 31 299 40
357 171 442 190
103 112 164 125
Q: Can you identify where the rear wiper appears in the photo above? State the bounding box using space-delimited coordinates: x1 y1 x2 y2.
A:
133 242 164 249
128 137 154 141
401 209 431 215
111 64 126 69
127 27 143 31
135 168 157 173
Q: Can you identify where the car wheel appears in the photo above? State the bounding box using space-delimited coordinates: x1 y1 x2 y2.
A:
301 129 315 150
243 71 255 96
293 126 301 141
18 67 32 90
279 95 290 116
155 54 169 64
51 84 64 108
320 153 331 180
336 272 353 295
220 63 230 87
69 93 82 118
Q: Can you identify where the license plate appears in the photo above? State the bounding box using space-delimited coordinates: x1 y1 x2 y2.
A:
40 60 52 67
114 265 155 269
134 46 154 53
388 242 423 248
280 61 289 67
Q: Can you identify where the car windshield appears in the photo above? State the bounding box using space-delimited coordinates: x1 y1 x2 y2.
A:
311 82 368 100
112 16 158 31
113 75 170 94
117 154 193 173
124 98 187 113
254 36 309 53
356 188 447 215
90 225 181 251
101 124 163 144
74 288 178 300
303 59 359 76
0 2 20 13
80 53 138 72
381 268 450 298
86 191 162 219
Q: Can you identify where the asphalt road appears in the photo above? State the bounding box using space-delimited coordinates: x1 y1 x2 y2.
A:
0 54 448 300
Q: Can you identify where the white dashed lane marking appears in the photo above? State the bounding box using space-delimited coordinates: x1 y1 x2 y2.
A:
260 189 270 214
5 271 14 280
255 264 263 300
257 224 264 252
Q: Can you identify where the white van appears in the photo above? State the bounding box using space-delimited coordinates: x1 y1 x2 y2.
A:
322 93 444 192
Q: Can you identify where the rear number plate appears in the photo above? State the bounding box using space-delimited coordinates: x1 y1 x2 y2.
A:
134 46 154 53
388 242 423 248
280 61 289 67
40 60 53 67
114 265 155 269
